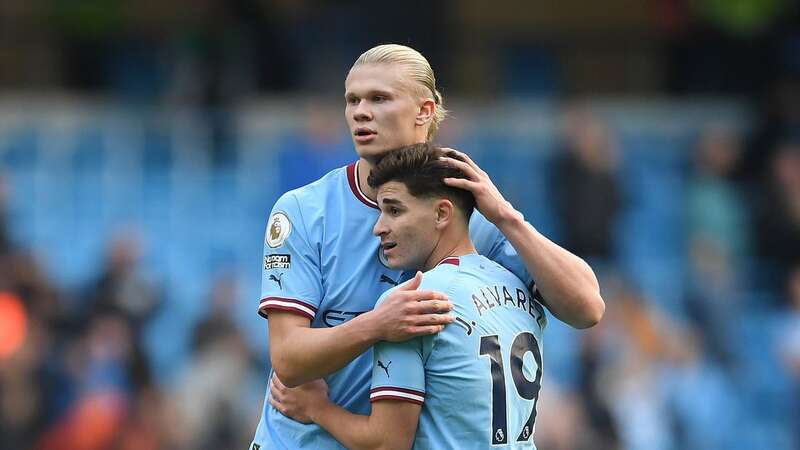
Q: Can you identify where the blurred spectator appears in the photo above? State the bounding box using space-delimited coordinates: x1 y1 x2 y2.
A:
687 124 749 262
86 230 162 335
553 106 622 262
35 312 144 450
664 328 740 450
752 141 800 290
6 252 63 328
684 125 748 362
778 265 800 444
780 265 800 378
113 384 180 450
597 283 676 450
534 386 594 450
575 322 621 450
740 74 800 182
0 174 10 256
172 273 261 450
0 309 49 450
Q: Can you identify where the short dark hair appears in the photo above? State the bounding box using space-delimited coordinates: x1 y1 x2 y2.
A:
368 143 475 222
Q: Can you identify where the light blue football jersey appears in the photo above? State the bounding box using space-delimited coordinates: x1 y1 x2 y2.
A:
370 254 546 450
251 161 538 450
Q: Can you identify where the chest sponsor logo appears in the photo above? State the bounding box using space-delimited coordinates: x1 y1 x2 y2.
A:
266 212 292 248
322 309 368 327
264 254 291 270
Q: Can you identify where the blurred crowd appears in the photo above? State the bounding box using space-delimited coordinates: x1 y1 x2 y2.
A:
534 86 800 448
1 1 800 450
2 90 800 449
0 206 263 449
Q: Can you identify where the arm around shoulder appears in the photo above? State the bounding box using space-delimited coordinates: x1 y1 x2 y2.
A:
498 211 605 329
267 310 379 387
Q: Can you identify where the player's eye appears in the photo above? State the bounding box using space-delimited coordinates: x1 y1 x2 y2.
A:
390 207 400 216
372 95 386 103
346 96 359 105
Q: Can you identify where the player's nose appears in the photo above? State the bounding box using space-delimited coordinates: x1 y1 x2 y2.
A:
352 100 372 121
373 217 388 237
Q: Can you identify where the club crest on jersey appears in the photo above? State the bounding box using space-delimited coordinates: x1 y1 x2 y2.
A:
266 212 292 248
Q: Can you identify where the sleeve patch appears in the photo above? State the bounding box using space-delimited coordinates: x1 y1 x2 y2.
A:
264 254 291 270
266 212 292 248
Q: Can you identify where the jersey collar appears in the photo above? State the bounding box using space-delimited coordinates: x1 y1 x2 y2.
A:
347 161 379 209
436 256 461 267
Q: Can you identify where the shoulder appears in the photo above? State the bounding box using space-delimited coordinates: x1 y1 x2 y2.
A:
419 261 462 293
373 265 460 308
476 253 523 280
265 167 348 247
459 254 525 287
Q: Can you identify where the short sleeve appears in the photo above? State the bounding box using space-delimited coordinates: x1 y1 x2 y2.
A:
368 269 454 406
258 192 323 321
370 337 425 405
469 210 536 291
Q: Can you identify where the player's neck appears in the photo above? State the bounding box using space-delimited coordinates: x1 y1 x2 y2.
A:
423 231 476 272
357 158 379 202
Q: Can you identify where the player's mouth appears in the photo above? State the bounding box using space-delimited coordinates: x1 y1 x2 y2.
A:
354 128 377 144
381 241 397 255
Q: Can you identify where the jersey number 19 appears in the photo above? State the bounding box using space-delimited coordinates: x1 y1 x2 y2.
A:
479 332 542 445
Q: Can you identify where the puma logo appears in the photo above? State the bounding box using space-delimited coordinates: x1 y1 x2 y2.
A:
379 274 399 286
269 273 284 289
377 360 392 378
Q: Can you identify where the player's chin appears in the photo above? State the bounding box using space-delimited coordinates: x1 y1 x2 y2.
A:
354 142 389 160
385 256 403 270
385 254 409 271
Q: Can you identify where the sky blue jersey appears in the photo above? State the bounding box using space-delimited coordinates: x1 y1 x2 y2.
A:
251 161 538 450
370 254 547 450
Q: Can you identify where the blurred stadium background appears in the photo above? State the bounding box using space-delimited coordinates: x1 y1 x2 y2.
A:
1 1 800 449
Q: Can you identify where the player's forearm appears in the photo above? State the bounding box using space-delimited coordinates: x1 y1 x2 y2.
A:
497 210 604 328
311 402 408 450
311 402 381 450
271 315 381 387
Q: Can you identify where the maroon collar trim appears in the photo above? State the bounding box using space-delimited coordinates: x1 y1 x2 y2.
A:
347 161 379 209
437 257 460 267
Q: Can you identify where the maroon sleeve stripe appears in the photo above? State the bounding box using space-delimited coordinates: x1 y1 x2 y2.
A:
369 394 424 406
258 297 317 321
369 386 425 405
369 386 425 396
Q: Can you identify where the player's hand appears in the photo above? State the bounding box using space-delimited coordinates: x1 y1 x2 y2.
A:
269 374 329 424
439 148 524 226
373 271 454 341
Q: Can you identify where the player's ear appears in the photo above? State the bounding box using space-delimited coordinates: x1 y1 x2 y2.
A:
415 98 435 126
434 199 453 230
